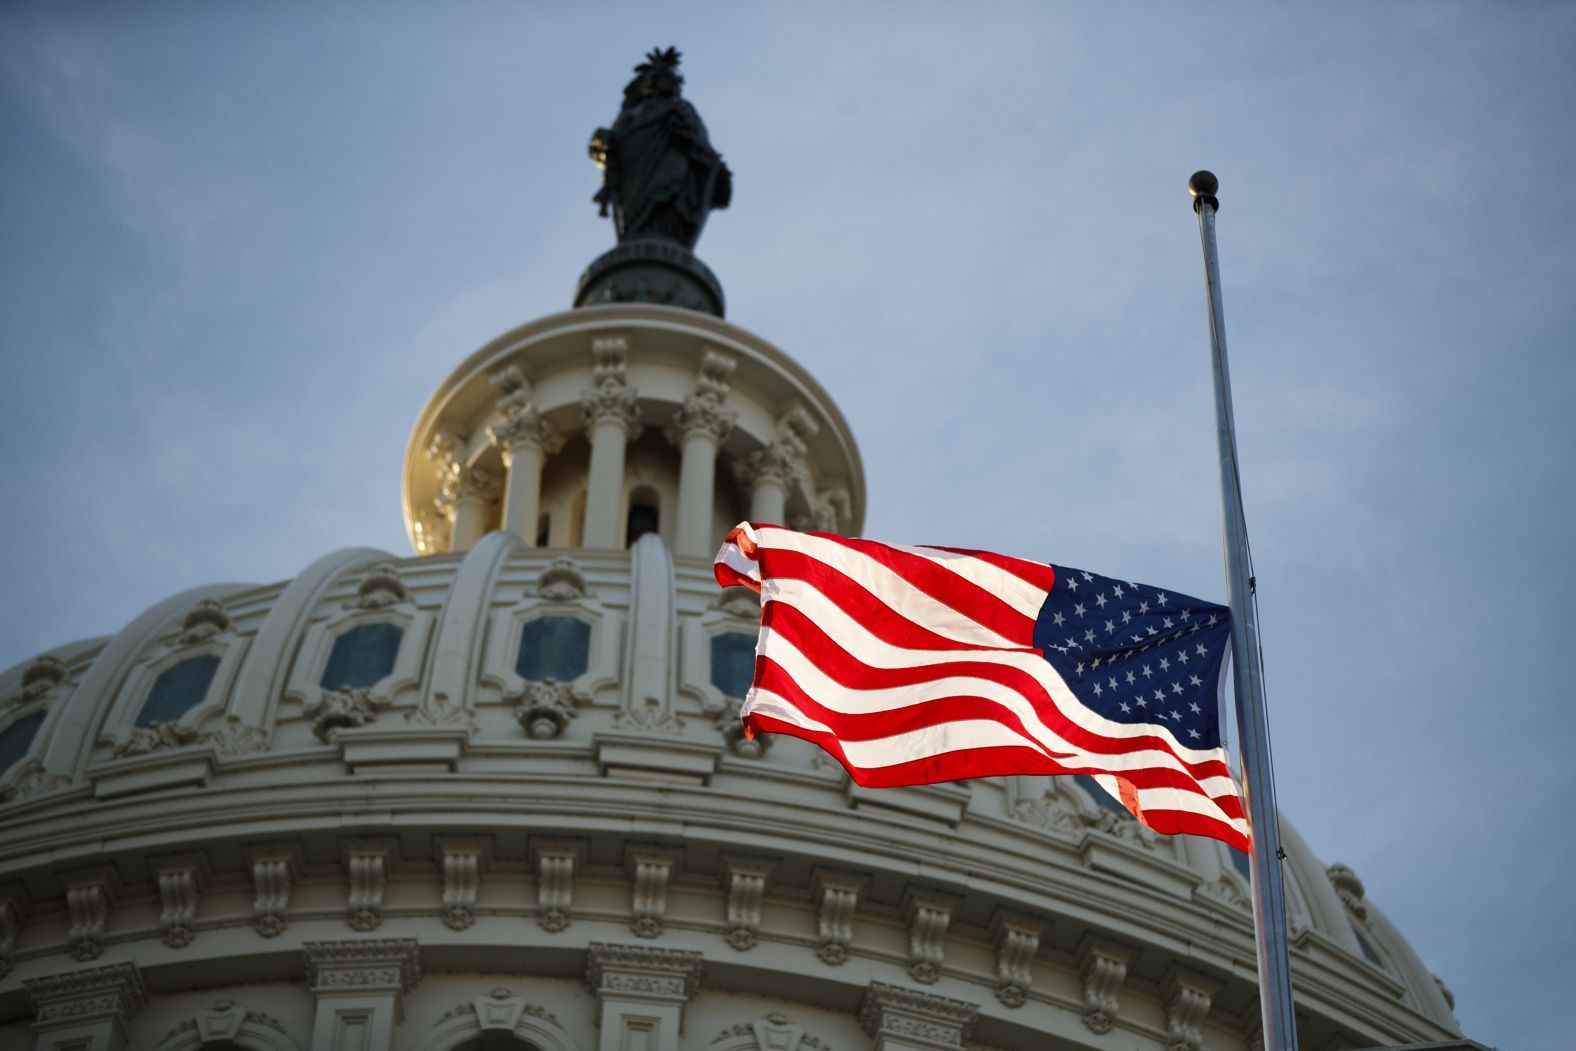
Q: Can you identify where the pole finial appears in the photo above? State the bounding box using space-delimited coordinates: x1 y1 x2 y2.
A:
1189 170 1220 213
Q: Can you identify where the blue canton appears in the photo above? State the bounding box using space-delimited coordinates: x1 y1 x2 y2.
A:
1030 565 1231 749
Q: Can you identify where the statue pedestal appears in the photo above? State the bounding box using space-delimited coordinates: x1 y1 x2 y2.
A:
574 238 726 316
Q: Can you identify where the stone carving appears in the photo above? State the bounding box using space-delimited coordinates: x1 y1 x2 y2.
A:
24 961 148 1028
155 859 205 948
0 887 27 979
2 759 71 802
1198 872 1251 911
813 872 863 966
345 843 391 931
857 981 976 1048
716 711 771 758
303 937 421 993
414 508 452 556
489 363 531 414
355 564 409 609
713 587 760 620
534 841 582 932
1434 973 1456 1010
406 691 469 728
14 654 68 705
1327 863 1367 920
615 695 683 734
206 715 270 756
490 406 564 464
903 890 955 984
581 372 643 435
1161 968 1220 1051
666 391 736 446
513 678 579 740
437 840 486 931
180 599 232 644
710 1013 831 1051
440 988 562 1030
312 687 383 741
991 912 1041 1008
590 47 731 249
812 488 851 533
64 870 114 961
160 999 288 1045
722 857 773 951
627 847 679 938
584 942 703 1000
114 720 200 757
1077 937 1133 1034
248 847 298 938
537 557 590 600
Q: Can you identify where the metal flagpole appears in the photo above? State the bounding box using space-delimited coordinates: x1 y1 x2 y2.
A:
1188 170 1299 1051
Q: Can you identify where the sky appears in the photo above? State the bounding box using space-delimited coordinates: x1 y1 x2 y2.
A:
2 2 1572 1047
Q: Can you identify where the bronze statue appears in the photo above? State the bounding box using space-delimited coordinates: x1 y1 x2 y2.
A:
590 48 731 249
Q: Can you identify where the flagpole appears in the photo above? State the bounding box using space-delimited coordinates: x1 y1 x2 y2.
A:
1189 170 1299 1051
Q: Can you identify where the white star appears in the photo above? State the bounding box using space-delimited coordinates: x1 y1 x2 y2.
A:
1154 690 1166 702
1104 619 1116 633
1113 584 1125 598
1067 577 1079 592
1053 611 1065 627
1141 664 1153 679
1084 629 1096 643
1138 600 1149 615
1177 650 1189 664
1171 682 1184 695
1136 696 1148 707
1159 657 1171 671
1207 613 1218 626
1196 643 1208 656
1076 662 1085 674
1121 610 1133 624
1189 701 1202 713
1119 701 1132 713
1074 602 1086 617
1081 570 1094 581
1169 708 1180 720
1125 671 1136 685
1180 608 1191 621
1162 617 1174 629
1188 728 1201 740
1189 675 1203 687
1108 676 1118 690
1092 682 1103 696
1145 625 1157 636
1095 593 1108 608
1156 592 1168 606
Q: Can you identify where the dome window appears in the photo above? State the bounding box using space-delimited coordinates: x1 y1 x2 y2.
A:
319 622 404 692
134 653 221 727
516 617 591 682
626 491 660 547
710 632 757 699
0 710 45 776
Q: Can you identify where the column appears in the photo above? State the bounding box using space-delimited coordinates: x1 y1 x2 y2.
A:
302 938 420 1051
580 338 641 549
450 466 500 552
490 407 563 546
668 396 734 557
584 942 703 1051
742 441 794 524
25 962 147 1051
857 981 978 1051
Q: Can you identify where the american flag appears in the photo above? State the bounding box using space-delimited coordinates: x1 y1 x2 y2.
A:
714 523 1248 851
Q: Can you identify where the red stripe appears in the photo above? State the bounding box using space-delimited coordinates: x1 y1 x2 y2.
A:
927 545 1058 593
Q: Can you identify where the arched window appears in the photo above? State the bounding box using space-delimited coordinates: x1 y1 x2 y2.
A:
626 486 659 546
516 617 590 682
135 654 221 727
710 632 757 699
320 622 404 691
0 711 45 776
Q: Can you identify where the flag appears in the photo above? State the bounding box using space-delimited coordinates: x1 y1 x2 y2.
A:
714 522 1248 851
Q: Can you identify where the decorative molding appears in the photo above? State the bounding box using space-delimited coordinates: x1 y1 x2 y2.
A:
857 981 976 1049
179 599 232 644
153 854 208 948
989 910 1042 1007
436 837 490 931
24 961 147 1031
585 942 703 1000
903 888 957 984
457 464 504 504
0 884 30 979
1327 863 1367 920
1 759 71 802
532 839 585 932
439 987 562 1031
490 406 564 463
811 870 865 966
206 715 270 756
303 937 421 994
113 720 200 757
537 557 590 601
1161 967 1222 1051
62 866 117 961
716 710 772 758
626 845 681 938
158 998 292 1050
490 363 531 413
512 678 580 740
13 654 68 706
811 487 851 533
312 686 384 741
354 563 410 609
709 1012 831 1051
343 840 394 931
581 337 643 436
1076 936 1133 1034
246 844 301 938
721 856 775 951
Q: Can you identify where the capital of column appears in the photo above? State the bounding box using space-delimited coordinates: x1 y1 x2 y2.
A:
25 961 148 1035
303 938 421 995
736 438 800 488
857 981 977 1050
489 407 564 465
456 465 504 504
584 942 703 1002
664 392 735 447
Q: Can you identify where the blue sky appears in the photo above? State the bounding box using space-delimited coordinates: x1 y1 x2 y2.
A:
3 3 1573 1046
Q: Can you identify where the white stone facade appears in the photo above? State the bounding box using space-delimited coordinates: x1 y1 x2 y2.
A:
0 302 1469 1050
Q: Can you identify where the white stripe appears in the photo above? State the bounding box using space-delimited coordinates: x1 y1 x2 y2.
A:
754 528 1025 649
764 580 1228 765
884 541 1051 622
716 540 762 585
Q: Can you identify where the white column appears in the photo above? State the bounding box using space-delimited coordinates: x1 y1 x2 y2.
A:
585 943 703 1051
742 440 795 524
490 408 562 546
25 962 147 1051
303 938 420 1051
450 466 500 552
668 397 733 557
580 339 641 549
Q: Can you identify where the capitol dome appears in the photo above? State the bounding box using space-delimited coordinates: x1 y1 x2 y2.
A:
0 55 1474 1051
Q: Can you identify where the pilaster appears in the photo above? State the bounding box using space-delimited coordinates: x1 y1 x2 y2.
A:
302 937 421 1051
857 981 977 1051
25 961 147 1051
584 942 704 1051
